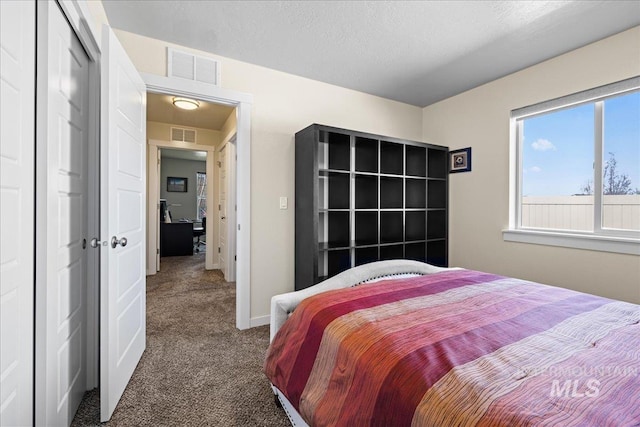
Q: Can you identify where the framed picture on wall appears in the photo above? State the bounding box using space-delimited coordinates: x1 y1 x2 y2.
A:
167 176 188 192
449 147 472 173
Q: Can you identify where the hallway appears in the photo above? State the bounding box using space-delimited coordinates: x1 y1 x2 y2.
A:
72 254 288 426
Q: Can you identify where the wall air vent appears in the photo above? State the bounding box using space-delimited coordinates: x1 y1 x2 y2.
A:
167 48 220 86
171 127 197 143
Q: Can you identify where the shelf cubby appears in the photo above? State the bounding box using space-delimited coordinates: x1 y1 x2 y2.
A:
327 131 350 171
318 250 328 278
428 148 447 178
355 137 378 173
328 249 351 276
427 180 447 209
355 246 379 266
327 211 350 248
406 178 426 208
380 211 403 243
355 174 378 209
355 211 378 246
327 172 350 209
405 242 426 261
380 244 404 260
406 145 427 177
406 211 426 241
318 174 328 210
426 240 447 267
427 210 447 240
380 141 403 175
380 177 403 208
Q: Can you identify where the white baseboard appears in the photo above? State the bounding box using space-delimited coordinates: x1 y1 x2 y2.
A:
206 263 219 270
250 315 270 328
146 268 156 276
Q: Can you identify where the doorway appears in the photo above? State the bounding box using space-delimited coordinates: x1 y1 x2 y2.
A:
143 74 252 329
158 148 208 261
145 93 237 276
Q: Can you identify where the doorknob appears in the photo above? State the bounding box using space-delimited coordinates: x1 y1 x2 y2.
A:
111 236 128 248
90 238 105 248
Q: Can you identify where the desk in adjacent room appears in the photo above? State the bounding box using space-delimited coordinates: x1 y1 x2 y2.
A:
160 222 194 256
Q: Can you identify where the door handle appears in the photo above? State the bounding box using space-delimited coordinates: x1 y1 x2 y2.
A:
111 236 128 248
90 238 105 248
221 216 226 220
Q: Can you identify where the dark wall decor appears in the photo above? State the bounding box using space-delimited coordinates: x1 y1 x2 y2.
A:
449 147 472 173
167 176 188 192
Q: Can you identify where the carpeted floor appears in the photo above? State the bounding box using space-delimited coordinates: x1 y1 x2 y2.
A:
72 254 290 426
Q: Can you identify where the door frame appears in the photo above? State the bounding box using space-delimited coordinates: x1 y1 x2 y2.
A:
143 73 253 330
34 1 101 424
147 140 217 272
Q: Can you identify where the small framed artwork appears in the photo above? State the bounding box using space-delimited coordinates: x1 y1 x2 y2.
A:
449 148 472 173
167 176 188 192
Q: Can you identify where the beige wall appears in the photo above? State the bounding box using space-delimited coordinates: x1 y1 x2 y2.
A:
220 109 237 145
113 29 424 321
422 27 640 304
85 0 110 42
147 121 222 146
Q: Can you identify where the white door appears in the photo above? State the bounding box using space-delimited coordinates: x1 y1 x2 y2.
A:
218 145 228 278
146 144 161 275
0 1 35 425
156 149 161 270
227 138 237 282
100 26 147 422
35 2 90 425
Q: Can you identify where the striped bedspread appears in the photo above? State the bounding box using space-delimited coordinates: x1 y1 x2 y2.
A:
264 269 640 426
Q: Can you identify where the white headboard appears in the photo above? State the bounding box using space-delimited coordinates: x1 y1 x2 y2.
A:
270 260 455 341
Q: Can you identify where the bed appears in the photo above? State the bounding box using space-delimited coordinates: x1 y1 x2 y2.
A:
264 260 640 426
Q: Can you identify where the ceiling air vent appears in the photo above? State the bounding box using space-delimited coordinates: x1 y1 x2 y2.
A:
167 48 220 86
171 127 197 143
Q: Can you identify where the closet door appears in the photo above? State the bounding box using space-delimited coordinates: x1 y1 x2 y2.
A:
35 2 90 425
0 1 35 425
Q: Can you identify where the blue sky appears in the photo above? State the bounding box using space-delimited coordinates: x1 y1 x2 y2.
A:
522 91 640 196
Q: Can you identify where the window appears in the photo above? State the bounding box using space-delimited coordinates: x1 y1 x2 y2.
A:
505 77 640 255
196 172 206 221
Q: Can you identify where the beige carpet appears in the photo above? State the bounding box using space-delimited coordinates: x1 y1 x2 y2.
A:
72 254 290 426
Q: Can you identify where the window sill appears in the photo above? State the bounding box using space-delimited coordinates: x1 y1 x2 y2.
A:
502 229 640 256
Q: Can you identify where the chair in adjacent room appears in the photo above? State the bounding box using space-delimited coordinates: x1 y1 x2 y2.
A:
193 216 206 252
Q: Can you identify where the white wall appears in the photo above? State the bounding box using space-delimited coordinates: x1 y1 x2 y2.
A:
112 29 424 321
422 27 640 304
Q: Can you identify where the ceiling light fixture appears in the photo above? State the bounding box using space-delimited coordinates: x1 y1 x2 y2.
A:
172 97 200 110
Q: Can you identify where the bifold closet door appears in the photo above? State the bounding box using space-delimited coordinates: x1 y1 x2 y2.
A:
35 1 90 425
0 1 35 425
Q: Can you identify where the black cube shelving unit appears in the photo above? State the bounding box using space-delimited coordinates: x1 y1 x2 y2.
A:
295 124 449 290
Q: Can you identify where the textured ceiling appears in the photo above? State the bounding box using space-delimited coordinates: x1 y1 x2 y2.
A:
103 0 640 107
147 92 235 130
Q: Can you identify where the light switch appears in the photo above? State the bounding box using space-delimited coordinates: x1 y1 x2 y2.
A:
279 196 288 210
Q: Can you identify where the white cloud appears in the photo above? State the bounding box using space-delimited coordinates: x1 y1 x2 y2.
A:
531 138 556 151
523 166 542 174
